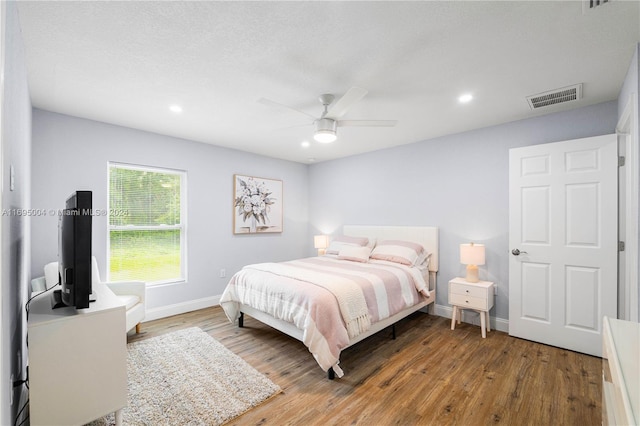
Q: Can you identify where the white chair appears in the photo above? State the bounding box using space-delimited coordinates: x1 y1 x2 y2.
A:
31 257 146 334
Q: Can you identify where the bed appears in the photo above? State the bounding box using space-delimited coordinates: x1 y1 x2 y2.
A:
219 225 439 379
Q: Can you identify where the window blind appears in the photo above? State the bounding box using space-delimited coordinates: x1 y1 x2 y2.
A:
108 163 185 283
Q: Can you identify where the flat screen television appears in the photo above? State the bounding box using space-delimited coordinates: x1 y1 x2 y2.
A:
52 190 93 309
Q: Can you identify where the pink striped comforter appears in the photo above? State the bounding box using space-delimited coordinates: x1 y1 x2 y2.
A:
219 256 429 377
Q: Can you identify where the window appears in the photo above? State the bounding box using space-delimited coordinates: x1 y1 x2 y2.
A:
108 163 186 284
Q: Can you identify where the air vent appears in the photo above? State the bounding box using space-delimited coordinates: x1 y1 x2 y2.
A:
584 0 609 10
526 84 583 110
583 0 612 13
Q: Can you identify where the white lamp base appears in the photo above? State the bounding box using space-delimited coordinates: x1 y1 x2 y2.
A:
317 249 326 256
465 264 479 283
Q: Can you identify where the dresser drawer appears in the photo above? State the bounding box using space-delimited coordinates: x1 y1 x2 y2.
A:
449 293 488 310
449 282 487 299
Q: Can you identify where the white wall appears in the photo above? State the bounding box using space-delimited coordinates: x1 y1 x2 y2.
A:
1 2 31 424
308 100 618 323
618 45 638 116
31 110 309 315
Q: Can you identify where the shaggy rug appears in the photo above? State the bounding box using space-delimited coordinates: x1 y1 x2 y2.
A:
88 327 281 425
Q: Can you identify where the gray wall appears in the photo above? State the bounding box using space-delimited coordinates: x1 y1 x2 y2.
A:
308 100 619 322
618 43 639 318
31 110 309 312
1 1 32 424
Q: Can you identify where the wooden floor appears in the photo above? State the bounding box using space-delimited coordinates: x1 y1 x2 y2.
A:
129 307 602 425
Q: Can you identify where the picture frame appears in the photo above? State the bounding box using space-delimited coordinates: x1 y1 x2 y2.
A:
233 174 283 234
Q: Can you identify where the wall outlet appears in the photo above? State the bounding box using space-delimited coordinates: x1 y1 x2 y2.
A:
219 269 226 278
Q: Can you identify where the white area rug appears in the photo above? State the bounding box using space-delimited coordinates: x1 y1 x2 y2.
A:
89 327 281 425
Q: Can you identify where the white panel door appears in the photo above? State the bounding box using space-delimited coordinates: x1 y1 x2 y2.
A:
509 134 617 357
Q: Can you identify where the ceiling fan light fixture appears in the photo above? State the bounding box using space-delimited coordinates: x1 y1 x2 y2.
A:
314 118 337 143
458 93 473 103
314 129 337 143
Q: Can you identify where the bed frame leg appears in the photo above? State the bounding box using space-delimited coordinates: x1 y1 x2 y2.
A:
238 312 244 328
327 367 335 380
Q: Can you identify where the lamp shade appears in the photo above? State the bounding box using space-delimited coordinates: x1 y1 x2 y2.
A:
314 235 330 249
460 242 485 283
460 243 485 266
314 235 330 256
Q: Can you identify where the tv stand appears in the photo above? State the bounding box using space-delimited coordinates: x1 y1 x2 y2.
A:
28 283 127 425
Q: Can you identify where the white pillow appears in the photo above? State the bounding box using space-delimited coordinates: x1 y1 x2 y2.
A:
420 252 433 268
366 237 377 250
326 235 370 255
338 246 372 263
370 240 426 266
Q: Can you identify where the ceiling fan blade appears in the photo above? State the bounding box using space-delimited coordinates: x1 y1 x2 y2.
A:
273 122 314 131
324 87 368 120
258 97 317 121
338 120 398 127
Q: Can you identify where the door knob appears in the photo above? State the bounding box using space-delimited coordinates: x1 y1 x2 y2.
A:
511 248 528 256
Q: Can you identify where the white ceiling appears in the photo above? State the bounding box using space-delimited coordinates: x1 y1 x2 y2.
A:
16 1 640 164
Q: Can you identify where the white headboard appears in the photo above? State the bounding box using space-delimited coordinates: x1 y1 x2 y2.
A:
343 225 439 273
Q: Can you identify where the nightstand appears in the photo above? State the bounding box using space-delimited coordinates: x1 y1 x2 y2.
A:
449 277 494 338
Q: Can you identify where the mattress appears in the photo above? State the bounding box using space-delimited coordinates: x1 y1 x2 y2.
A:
219 256 431 377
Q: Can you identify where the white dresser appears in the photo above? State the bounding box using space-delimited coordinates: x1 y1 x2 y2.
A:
602 316 639 426
28 283 127 426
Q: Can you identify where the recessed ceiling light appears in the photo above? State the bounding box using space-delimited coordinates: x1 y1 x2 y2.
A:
301 141 310 148
169 105 183 113
307 158 316 162
458 94 473 104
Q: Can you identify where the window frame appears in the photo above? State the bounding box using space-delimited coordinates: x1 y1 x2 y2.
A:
107 162 187 285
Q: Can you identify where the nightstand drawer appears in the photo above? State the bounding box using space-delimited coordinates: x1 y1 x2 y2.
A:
449 293 488 310
449 282 487 299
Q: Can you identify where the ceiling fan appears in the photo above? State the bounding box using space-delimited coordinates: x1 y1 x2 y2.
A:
258 87 397 143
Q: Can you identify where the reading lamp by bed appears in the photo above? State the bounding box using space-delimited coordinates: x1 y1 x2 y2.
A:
460 242 485 283
314 235 330 256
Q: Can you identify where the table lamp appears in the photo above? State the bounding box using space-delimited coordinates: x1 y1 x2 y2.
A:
460 242 485 283
314 235 330 256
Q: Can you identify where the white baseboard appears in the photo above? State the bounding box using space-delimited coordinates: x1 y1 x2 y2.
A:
144 297 509 334
434 303 509 333
143 295 221 322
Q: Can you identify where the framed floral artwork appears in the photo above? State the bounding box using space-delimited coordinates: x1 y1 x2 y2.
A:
233 174 283 234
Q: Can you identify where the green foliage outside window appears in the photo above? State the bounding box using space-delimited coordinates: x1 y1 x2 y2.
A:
109 165 184 283
109 167 181 226
110 230 181 282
